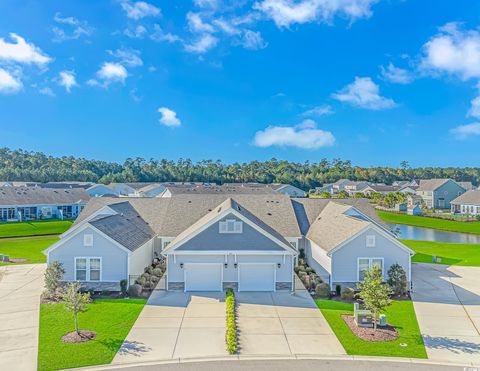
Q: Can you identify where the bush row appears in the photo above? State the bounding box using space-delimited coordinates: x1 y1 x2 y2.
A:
225 288 237 354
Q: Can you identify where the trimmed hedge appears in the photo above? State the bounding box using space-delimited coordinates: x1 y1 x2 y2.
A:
225 288 237 354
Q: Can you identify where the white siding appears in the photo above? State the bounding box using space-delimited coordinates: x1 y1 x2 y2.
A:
304 238 331 282
129 239 154 276
330 226 411 286
48 226 129 282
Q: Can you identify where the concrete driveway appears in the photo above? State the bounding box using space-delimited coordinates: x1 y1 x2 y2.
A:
0 264 45 371
411 263 480 365
113 288 229 364
236 290 345 356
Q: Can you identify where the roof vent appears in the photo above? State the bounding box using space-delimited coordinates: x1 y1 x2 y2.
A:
267 212 272 216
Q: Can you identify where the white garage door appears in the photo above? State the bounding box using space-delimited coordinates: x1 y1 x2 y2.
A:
238 263 275 292
184 263 222 292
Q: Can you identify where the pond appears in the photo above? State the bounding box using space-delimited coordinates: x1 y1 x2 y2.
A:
386 223 480 244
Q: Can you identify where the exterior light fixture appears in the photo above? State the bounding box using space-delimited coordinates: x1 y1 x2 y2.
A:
277 263 281 268
224 263 228 269
234 263 238 269
180 263 184 269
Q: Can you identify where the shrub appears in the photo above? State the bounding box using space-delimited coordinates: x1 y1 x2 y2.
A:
120 279 128 297
144 266 153 274
294 266 301 274
135 277 146 286
128 284 142 297
298 258 305 266
158 261 166 271
315 283 330 297
387 263 408 296
152 268 163 277
299 249 305 259
297 265 306 273
141 272 151 281
225 288 237 354
335 284 341 296
305 267 315 274
340 287 355 301
44 261 65 295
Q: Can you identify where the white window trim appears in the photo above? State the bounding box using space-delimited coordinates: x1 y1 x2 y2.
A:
74 257 102 282
83 234 94 247
219 219 243 234
366 235 376 247
357 257 384 281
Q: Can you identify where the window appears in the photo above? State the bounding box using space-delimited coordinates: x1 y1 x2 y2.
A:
219 219 243 233
0 207 16 221
83 234 93 247
75 258 87 281
75 257 101 281
58 205 73 218
41 207 52 218
366 235 376 247
17 207 37 220
357 257 384 281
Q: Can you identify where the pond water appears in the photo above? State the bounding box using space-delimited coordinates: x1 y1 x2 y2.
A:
386 223 480 244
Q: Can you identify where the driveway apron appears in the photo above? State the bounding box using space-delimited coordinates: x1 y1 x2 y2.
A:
411 263 480 365
0 264 45 371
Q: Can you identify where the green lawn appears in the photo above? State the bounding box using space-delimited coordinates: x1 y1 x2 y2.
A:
38 299 146 371
316 299 427 358
403 239 480 266
0 219 73 238
377 210 480 235
0 235 57 266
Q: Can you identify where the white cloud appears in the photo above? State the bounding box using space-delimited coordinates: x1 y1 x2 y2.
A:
0 33 51 66
184 34 218 54
468 95 480 119
108 48 143 67
332 76 396 110
158 107 181 127
380 63 414 84
0 68 22 94
58 70 77 92
241 30 268 50
52 13 94 42
39 87 55 96
151 25 182 43
450 122 480 139
302 104 334 117
187 12 215 33
194 0 218 8
253 119 335 149
253 0 379 28
124 25 148 39
421 22 480 80
121 1 161 20
89 62 128 86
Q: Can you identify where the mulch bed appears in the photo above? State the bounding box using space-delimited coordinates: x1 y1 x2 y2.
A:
342 315 398 342
61 330 96 343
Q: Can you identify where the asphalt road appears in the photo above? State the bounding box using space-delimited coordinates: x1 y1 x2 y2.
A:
112 359 466 371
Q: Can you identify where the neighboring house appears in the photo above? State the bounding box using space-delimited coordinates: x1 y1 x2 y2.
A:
315 183 333 194
0 187 89 222
458 182 475 191
0 181 38 187
393 180 419 187
407 205 422 216
362 184 399 196
294 198 413 290
394 203 407 212
269 184 306 198
343 181 370 196
86 184 118 197
407 194 423 206
331 179 351 194
136 184 166 197
44 194 413 292
38 181 94 189
397 185 418 194
159 183 278 198
451 190 480 215
416 179 466 209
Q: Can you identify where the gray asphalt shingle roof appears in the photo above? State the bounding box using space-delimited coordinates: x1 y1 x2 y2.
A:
0 187 90 206
451 190 480 206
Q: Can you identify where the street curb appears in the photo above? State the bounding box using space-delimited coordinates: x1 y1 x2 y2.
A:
72 354 480 370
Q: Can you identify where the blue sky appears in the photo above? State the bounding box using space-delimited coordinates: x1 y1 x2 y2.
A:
1 0 480 167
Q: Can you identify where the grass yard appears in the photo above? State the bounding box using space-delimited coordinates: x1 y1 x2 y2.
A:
403 239 480 267
38 299 146 371
0 219 73 238
316 299 427 358
0 235 57 266
377 210 480 235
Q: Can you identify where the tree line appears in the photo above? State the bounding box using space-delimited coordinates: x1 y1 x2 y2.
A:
0 148 479 190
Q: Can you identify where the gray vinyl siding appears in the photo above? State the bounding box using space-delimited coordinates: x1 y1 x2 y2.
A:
48 226 129 282
176 213 285 251
167 253 293 283
304 238 331 283
330 227 411 286
433 181 466 209
130 239 154 276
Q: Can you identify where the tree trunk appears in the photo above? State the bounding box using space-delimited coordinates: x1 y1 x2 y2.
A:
74 314 79 335
373 309 377 331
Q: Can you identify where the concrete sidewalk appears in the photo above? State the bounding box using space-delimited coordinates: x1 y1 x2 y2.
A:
411 263 480 364
0 264 45 371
